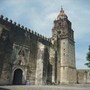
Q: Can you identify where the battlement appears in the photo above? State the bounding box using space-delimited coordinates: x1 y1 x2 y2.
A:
0 15 51 44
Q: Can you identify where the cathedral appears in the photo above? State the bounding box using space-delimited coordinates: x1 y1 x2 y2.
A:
0 8 90 85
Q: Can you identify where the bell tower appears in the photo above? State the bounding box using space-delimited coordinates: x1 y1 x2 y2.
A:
52 8 77 84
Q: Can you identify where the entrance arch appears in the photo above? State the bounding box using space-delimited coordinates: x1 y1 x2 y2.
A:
13 69 23 85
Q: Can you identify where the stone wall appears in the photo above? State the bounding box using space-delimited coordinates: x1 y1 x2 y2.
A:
60 39 75 68
0 24 12 85
77 70 90 84
0 15 51 85
0 23 38 85
49 47 56 83
60 38 76 84
35 42 52 85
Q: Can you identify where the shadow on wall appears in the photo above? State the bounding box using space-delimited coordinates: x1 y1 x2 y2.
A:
0 88 10 90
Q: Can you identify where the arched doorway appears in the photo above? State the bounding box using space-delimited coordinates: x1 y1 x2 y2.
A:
13 69 23 85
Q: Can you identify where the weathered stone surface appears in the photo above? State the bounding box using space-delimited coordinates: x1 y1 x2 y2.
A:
0 18 51 85
0 8 90 86
77 70 90 84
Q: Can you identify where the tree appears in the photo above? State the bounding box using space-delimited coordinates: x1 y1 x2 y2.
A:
85 45 90 68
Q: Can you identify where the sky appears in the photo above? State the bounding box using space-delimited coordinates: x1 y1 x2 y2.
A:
0 0 90 69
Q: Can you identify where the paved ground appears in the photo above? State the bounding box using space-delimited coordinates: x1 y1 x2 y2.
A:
0 84 90 90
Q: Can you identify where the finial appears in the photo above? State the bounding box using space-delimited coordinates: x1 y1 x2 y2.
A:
10 20 12 23
1 15 4 19
60 6 64 13
61 5 63 10
14 22 16 25
5 17 8 21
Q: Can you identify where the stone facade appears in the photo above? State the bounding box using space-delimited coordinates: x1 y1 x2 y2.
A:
0 8 89 85
0 14 52 85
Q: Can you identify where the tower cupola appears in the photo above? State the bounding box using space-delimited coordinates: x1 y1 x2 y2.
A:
57 7 68 20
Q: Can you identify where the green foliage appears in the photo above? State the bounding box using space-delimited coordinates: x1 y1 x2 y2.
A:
86 52 90 61
85 45 90 68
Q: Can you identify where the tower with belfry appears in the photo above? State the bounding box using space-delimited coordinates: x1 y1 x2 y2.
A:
52 7 77 84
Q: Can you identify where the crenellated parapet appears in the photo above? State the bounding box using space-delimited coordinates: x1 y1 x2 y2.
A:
0 15 51 44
